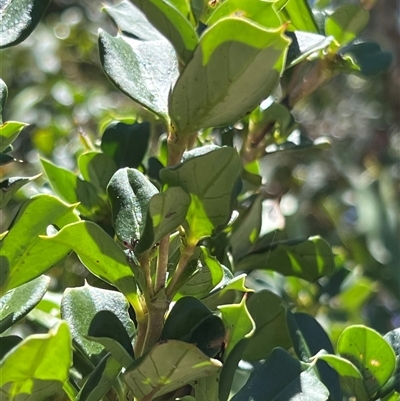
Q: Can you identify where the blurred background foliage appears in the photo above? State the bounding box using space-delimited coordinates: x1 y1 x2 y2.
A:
0 0 399 343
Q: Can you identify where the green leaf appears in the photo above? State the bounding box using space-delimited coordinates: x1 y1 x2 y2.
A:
0 152 18 166
43 221 139 309
0 322 72 400
0 195 79 295
0 121 28 152
100 121 150 170
41 158 105 217
98 30 178 125
160 146 242 244
243 290 292 361
337 325 396 395
87 310 135 368
277 0 319 33
61 283 135 361
130 0 198 63
136 187 191 254
384 329 400 393
78 152 117 193
0 79 7 125
107 168 159 245
0 275 50 334
235 236 335 282
219 296 254 359
325 5 369 46
77 354 122 401
192 373 219 401
313 353 368 401
0 174 41 210
231 348 329 401
206 0 281 29
124 340 222 399
0 335 22 360
0 0 52 48
169 18 290 134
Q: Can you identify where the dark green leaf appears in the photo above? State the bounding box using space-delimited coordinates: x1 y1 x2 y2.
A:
0 174 40 210
382 329 400 393
243 290 292 361
325 5 369 46
0 195 79 295
130 0 198 63
0 275 50 334
0 79 7 125
61 283 135 362
0 335 22 360
232 348 328 400
87 310 134 368
98 30 178 125
0 121 28 152
136 187 190 254
160 146 242 244
0 322 72 400
124 340 221 399
107 168 158 245
169 18 290 134
0 152 18 166
235 236 335 282
0 0 52 48
100 121 150 170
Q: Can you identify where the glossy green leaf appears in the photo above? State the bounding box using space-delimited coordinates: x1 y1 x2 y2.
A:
136 187 190 254
0 79 7 125
0 275 50 334
219 296 254 358
61 283 135 361
0 174 40 210
0 0 52 48
313 353 368 401
160 146 242 244
98 30 178 125
0 152 18 166
0 121 28 152
278 0 319 33
43 221 139 309
0 195 79 295
130 0 198 63
243 290 292 361
325 5 369 46
382 391 400 401
337 325 396 395
231 348 329 401
77 354 122 401
41 158 105 217
0 322 72 400
107 168 158 245
169 18 290 134
101 121 150 170
235 236 335 282
124 340 222 399
78 152 117 193
87 310 135 368
286 312 342 401
207 0 281 29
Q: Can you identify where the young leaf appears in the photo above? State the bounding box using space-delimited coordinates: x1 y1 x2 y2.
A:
0 0 52 48
0 121 28 152
130 0 198 63
61 283 135 361
325 5 369 47
235 236 335 282
136 187 190 254
337 325 396 395
160 146 242 244
231 348 329 401
0 275 50 334
42 221 139 310
169 18 290 134
98 30 178 125
124 340 222 399
107 168 159 245
101 121 150 170
0 322 72 400
0 174 41 210
0 195 79 295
